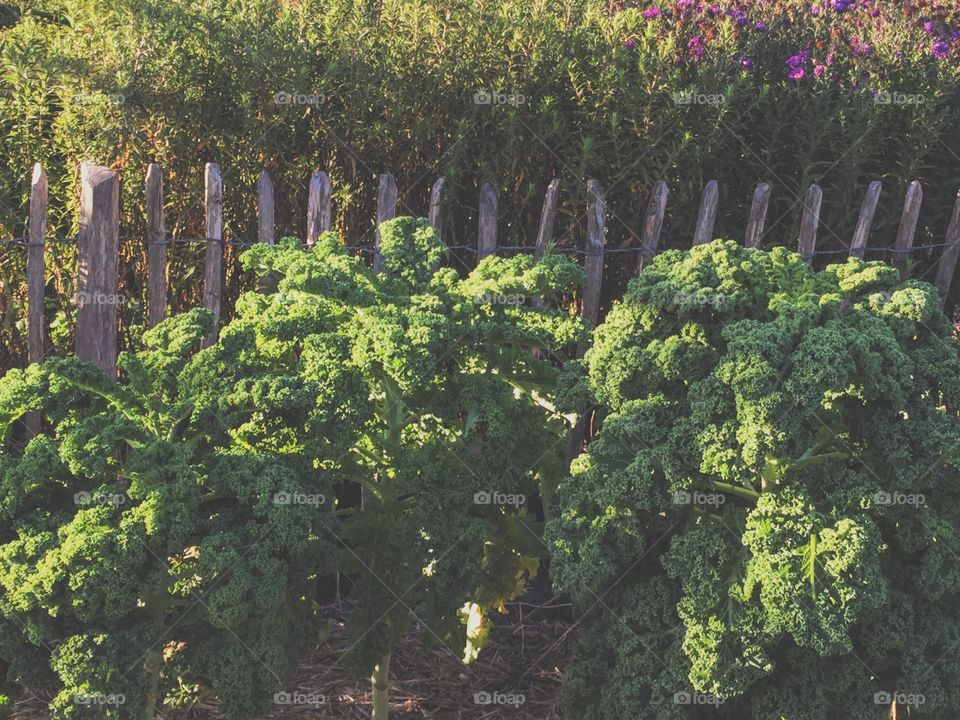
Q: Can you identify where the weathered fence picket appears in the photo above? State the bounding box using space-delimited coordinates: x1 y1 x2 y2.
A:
850 181 882 260
75 163 119 376
637 181 668 273
258 170 275 245
478 183 498 259
798 184 822 261
935 190 960 306
374 174 397 273
429 178 445 238
202 163 223 347
27 164 46 365
893 181 922 277
145 164 166 328
306 171 332 246
744 183 771 248
535 180 561 259
693 180 718 246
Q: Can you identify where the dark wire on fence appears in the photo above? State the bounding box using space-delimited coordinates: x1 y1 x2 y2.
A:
0 236 956 259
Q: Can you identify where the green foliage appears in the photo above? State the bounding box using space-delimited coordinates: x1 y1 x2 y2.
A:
1 0 959 367
235 218 585 680
0 308 350 719
548 240 960 719
0 217 584 717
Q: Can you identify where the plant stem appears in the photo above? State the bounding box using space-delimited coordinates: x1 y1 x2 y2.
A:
371 653 391 720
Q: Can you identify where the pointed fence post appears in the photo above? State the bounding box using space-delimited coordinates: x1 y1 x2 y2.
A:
744 183 771 248
478 182 498 260
202 163 223 347
892 180 922 278
75 162 119 377
374 173 397 272
692 180 718 246
428 177 445 240
570 180 606 459
798 184 822 263
258 170 275 245
850 181 881 259
535 180 561 259
638 181 668 272
145 163 166 327
27 164 47 366
935 190 960 308
306 171 332 246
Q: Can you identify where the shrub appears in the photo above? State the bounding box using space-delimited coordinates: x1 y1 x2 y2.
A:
549 240 960 719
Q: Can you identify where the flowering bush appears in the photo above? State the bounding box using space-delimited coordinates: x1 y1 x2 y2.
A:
1 0 959 371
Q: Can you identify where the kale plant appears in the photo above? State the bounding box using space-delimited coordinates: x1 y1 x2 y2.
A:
237 218 585 717
549 240 960 719
0 306 358 719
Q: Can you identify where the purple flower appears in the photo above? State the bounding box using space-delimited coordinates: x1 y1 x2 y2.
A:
811 6 821 16
642 5 661 18
624 38 636 49
707 4 720 16
814 64 825 77
788 67 805 80
688 35 706 59
755 21 768 31
741 57 754 70
736 15 748 26
933 40 950 59
786 50 809 68
923 21 935 35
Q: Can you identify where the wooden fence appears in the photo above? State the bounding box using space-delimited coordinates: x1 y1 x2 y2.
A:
17 161 960 379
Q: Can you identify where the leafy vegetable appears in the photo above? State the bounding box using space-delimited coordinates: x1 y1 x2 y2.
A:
548 240 960 719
